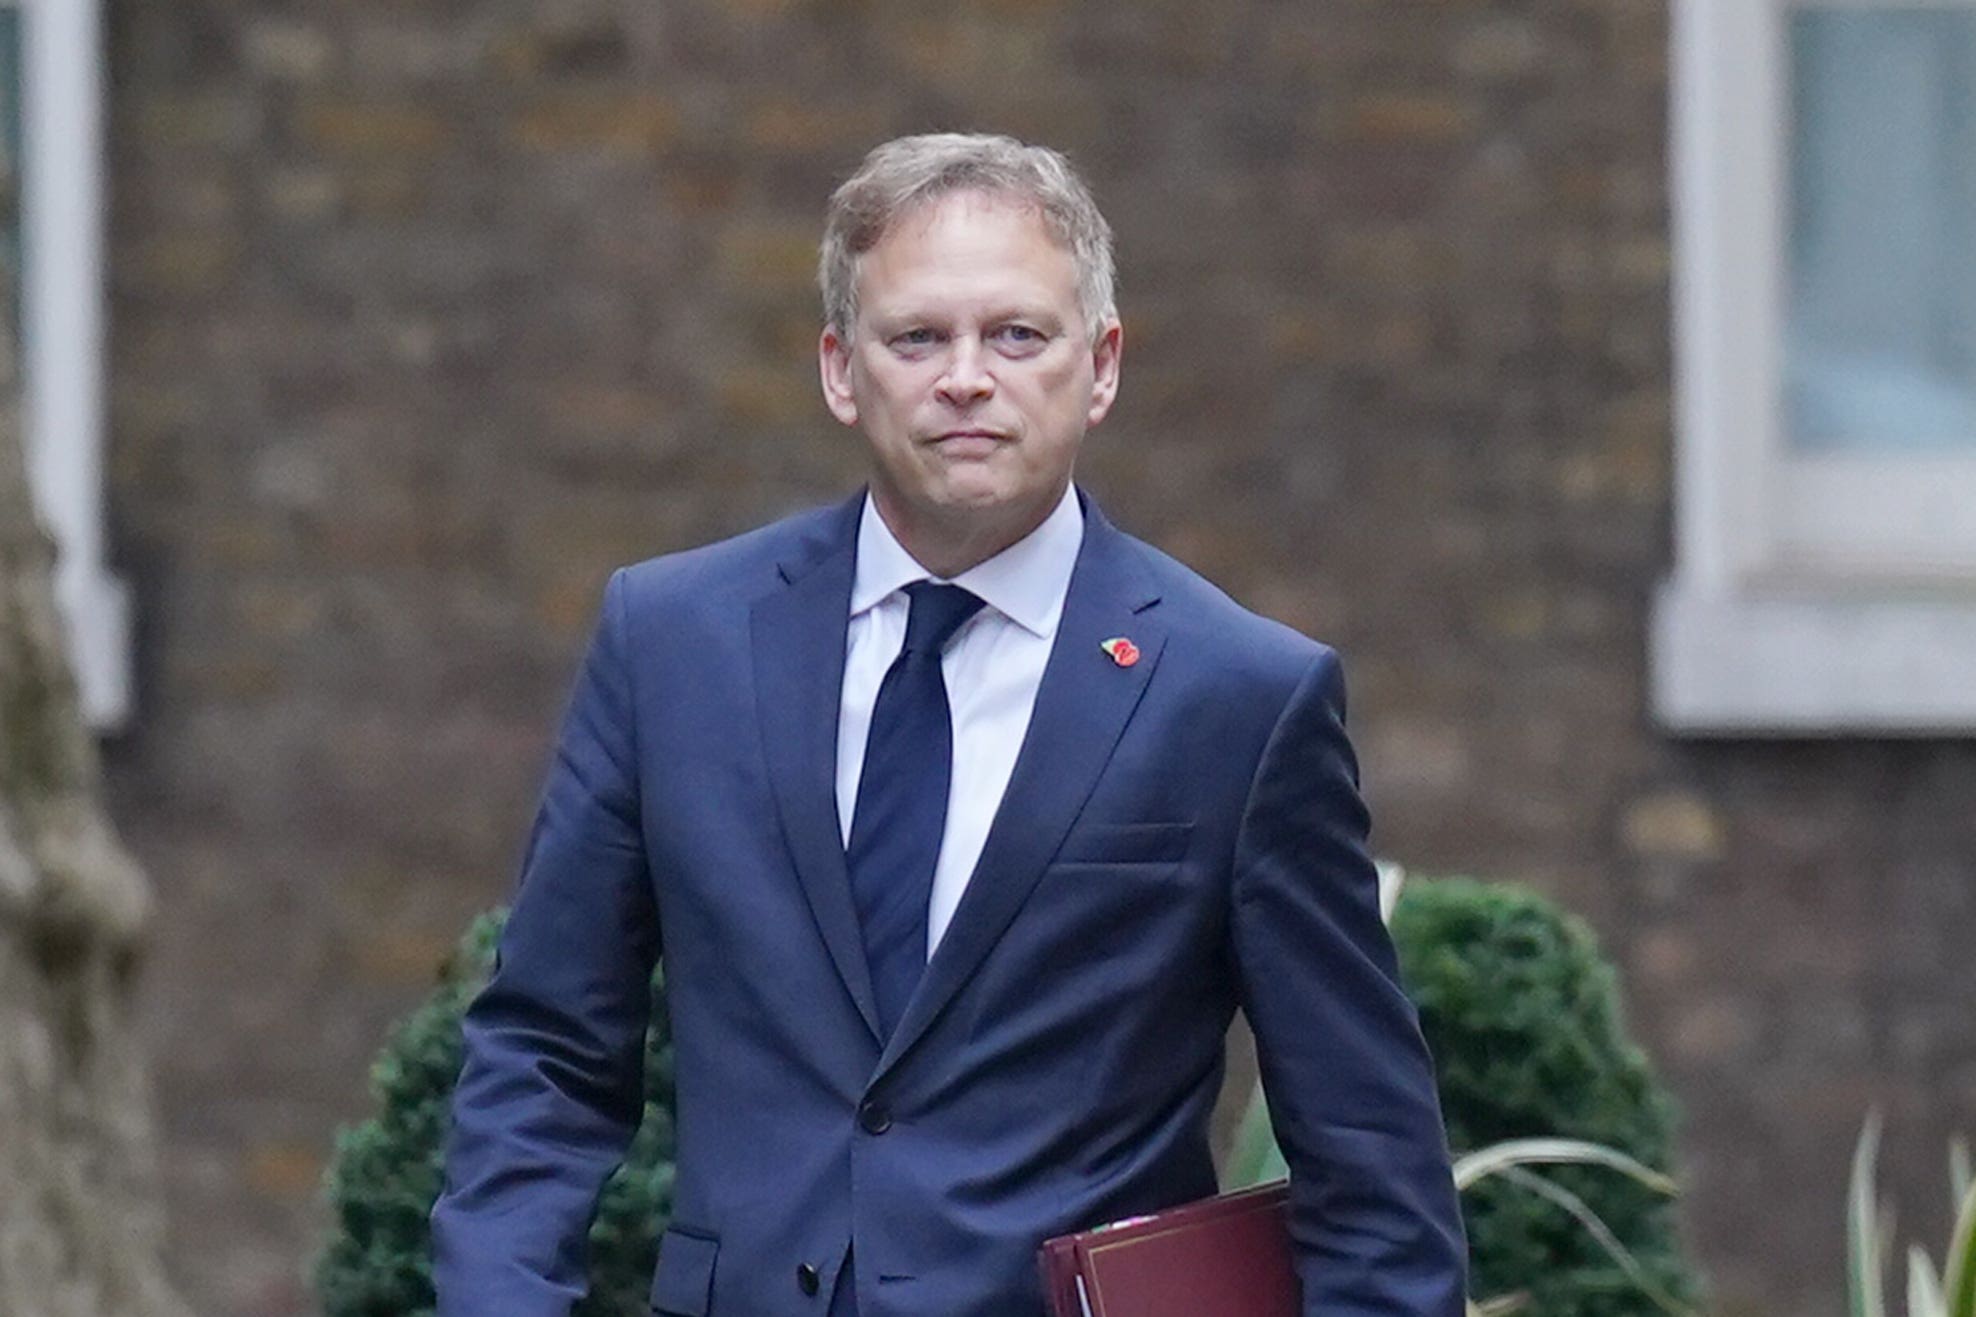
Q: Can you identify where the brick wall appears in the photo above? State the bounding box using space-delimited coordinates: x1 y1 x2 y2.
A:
99 1 1976 1313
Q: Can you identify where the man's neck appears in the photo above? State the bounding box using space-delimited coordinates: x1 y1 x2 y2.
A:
870 486 1069 579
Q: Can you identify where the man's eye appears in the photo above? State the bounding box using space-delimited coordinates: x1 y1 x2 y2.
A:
997 325 1045 345
893 328 939 347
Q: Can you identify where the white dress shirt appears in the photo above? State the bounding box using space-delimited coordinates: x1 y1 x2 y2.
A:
835 484 1084 961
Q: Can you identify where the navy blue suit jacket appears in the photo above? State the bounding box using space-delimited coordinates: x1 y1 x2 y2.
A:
433 490 1466 1316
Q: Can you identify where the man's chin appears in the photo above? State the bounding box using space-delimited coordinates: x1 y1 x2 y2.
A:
927 479 1026 518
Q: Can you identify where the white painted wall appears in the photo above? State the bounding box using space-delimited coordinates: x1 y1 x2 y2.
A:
18 0 128 729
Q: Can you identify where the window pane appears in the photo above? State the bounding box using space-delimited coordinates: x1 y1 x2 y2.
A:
1787 7 1976 452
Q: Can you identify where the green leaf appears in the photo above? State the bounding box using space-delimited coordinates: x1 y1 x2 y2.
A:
1376 859 1406 926
1493 1165 1693 1316
1223 1082 1289 1189
1951 1139 1972 1221
1851 1113 1888 1317
1909 1246 1946 1317
1472 1298 1530 1317
1453 1138 1678 1197
1941 1173 1976 1317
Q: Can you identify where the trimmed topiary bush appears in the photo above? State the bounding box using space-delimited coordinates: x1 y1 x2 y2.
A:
315 911 675 1317
1390 876 1700 1316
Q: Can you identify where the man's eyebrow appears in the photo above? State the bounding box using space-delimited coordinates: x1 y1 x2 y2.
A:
867 300 1067 331
982 303 1067 328
868 311 945 335
867 300 945 322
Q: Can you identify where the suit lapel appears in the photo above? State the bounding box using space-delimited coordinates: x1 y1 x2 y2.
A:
877 499 1166 1076
752 495 884 1045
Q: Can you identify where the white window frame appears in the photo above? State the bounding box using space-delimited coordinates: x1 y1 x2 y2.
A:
15 0 128 729
1655 0 1976 734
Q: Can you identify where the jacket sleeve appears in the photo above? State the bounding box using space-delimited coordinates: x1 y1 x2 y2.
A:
431 567 660 1317
1229 647 1468 1316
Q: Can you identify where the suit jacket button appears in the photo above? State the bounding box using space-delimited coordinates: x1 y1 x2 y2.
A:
796 1262 820 1296
857 1099 892 1134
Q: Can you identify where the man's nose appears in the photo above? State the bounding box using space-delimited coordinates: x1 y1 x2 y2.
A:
935 339 995 406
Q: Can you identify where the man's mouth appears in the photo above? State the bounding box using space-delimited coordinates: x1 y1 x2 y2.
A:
926 429 1012 456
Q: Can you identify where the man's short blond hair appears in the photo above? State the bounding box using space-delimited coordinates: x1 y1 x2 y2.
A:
818 132 1116 342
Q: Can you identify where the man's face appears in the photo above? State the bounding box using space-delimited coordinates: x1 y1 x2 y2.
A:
819 191 1122 564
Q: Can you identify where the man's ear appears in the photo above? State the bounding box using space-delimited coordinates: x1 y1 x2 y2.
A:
818 325 860 427
1086 318 1124 427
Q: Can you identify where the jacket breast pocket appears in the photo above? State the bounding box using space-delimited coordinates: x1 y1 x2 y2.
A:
650 1225 719 1316
1053 821 1194 866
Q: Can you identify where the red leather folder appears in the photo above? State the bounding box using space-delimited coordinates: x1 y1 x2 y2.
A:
1038 1180 1297 1317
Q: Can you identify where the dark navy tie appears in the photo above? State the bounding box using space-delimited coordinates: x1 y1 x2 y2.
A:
847 581 985 1042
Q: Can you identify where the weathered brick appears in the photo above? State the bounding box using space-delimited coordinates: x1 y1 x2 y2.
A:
1632 925 1700 984
1452 16 1549 81
132 95 259 151
347 21 495 86
246 1143 326 1200
714 363 820 428
716 220 825 295
1344 95 1478 146
1623 791 1727 863
296 101 451 156
491 25 629 82
1612 235 1673 286
260 168 342 223
744 101 889 154
509 93 681 153
1668 998 1765 1066
240 20 335 82
349 927 461 988
126 234 244 296
100 5 1976 1317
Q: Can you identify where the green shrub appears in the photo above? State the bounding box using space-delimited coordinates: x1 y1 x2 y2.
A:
1390 876 1699 1316
319 879 1699 1315
314 911 675 1317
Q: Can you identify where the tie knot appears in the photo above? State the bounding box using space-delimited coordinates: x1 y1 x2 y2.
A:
901 582 984 657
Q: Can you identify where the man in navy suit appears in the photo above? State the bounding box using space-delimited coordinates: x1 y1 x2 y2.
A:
434 133 1466 1316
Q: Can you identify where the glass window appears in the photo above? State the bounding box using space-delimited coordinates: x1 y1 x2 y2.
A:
1786 8 1976 454
1656 0 1976 733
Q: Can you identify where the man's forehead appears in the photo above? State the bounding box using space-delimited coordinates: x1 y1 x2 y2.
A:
858 189 1072 263
887 186 1042 232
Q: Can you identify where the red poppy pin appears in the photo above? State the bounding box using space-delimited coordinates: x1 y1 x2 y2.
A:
1100 637 1141 668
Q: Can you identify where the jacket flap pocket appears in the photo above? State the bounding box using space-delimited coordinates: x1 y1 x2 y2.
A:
1054 821 1194 866
650 1226 719 1316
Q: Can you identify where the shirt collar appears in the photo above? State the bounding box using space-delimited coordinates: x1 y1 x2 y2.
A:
850 483 1085 638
